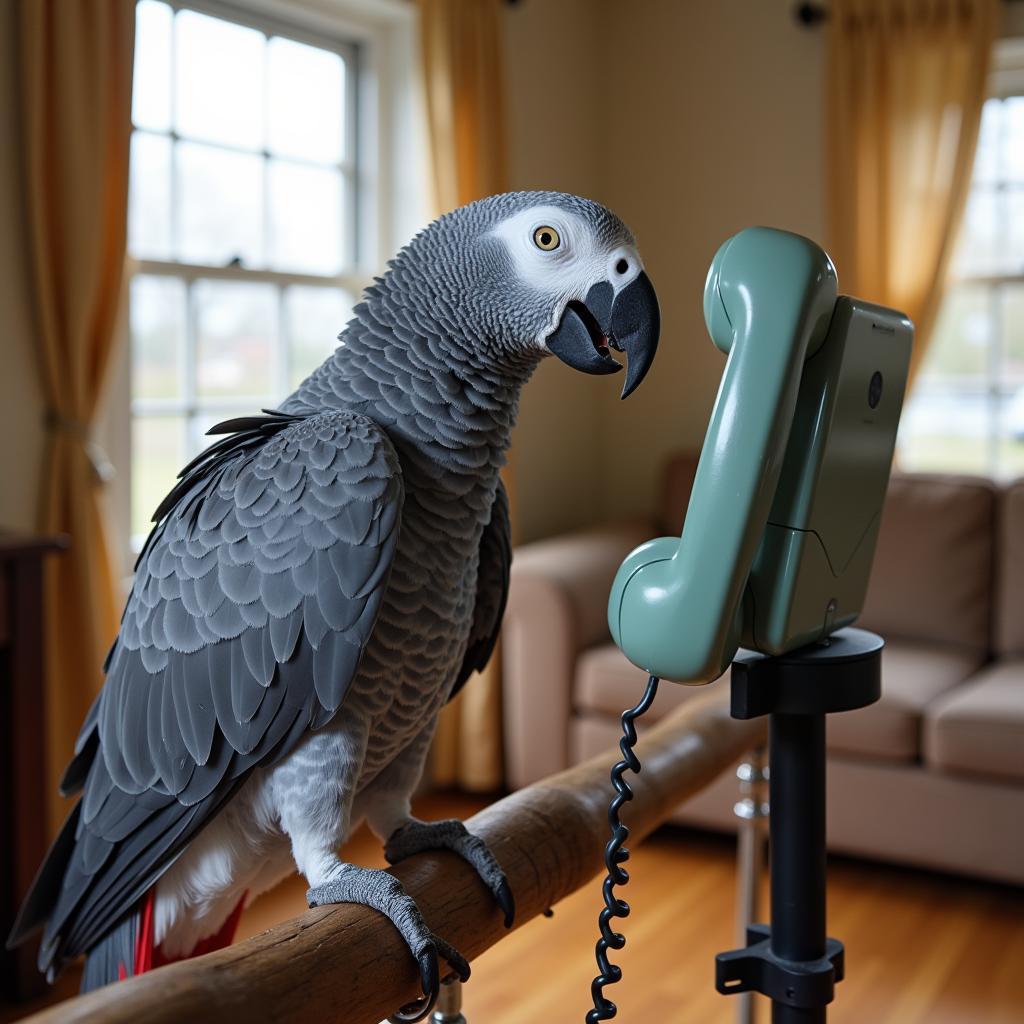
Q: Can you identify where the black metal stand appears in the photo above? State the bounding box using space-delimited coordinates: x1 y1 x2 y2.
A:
715 627 883 1023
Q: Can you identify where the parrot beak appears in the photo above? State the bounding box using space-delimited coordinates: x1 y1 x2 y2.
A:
545 271 660 399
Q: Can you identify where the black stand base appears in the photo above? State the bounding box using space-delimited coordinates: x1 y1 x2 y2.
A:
715 627 883 1023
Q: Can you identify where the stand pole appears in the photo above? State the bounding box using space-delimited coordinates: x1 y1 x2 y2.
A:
768 713 825 1024
715 628 883 1023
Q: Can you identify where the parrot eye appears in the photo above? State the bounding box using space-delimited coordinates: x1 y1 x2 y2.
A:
532 226 561 251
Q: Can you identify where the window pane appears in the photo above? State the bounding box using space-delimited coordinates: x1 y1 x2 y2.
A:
268 37 346 164
195 280 277 399
1006 97 1024 184
133 415 185 538
131 276 185 400
175 10 265 149
1008 189 1024 276
177 141 263 267
286 286 352 388
898 388 991 475
954 188 999 275
268 160 344 274
918 284 991 383
128 132 172 259
1003 283 1024 385
133 1 172 132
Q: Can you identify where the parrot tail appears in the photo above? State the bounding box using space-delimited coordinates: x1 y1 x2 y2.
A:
80 890 247 992
80 912 137 992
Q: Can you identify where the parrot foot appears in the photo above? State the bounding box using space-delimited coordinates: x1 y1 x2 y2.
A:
307 867 470 1023
385 818 515 928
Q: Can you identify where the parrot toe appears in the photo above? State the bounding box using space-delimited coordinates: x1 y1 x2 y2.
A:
385 818 516 928
306 866 470 1024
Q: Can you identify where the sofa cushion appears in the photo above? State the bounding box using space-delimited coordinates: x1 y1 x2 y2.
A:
996 481 1024 657
574 643 726 722
826 640 983 762
924 661 1024 782
858 474 996 654
576 639 981 764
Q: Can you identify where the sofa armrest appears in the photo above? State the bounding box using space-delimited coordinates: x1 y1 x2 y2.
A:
502 520 656 789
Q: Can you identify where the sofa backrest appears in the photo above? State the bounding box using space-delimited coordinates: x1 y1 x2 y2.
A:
858 473 997 654
997 480 1024 657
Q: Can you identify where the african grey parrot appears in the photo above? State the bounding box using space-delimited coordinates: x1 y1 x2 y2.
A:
8 191 660 1020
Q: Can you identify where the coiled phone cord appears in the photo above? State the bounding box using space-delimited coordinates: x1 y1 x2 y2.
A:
586 673 660 1022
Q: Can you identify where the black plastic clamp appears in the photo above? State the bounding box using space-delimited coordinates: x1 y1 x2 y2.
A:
715 924 845 1009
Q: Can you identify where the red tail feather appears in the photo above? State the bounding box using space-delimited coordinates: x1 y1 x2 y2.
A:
118 890 247 979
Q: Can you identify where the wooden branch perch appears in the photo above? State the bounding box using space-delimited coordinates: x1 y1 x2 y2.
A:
22 689 764 1024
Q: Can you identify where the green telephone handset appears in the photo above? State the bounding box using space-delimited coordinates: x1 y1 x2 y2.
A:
608 227 913 683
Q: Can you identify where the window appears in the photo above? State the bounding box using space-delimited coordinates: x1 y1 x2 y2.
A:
898 41 1024 478
127 0 363 543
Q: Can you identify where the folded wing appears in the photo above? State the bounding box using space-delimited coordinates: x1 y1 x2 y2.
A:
12 410 403 978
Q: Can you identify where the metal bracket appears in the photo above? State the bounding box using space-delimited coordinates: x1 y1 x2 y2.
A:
716 924 844 1009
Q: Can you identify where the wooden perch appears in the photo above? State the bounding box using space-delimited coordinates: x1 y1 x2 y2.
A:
21 688 765 1024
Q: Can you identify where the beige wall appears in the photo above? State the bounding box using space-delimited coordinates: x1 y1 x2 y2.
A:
502 0 826 538
502 0 606 544
0 0 45 532
595 0 826 524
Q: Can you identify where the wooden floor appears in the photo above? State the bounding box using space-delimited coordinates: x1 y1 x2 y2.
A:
5 790 1023 1023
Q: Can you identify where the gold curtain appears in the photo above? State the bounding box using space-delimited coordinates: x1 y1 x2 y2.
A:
17 0 135 833
418 0 510 791
827 0 998 389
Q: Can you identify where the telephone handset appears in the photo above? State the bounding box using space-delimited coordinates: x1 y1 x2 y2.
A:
608 227 912 683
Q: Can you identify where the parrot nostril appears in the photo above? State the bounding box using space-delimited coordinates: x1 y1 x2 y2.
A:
615 259 629 275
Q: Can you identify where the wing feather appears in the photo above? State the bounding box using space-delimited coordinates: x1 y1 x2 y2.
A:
449 478 511 701
26 411 403 977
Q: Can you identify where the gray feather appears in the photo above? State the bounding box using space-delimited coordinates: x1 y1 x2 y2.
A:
241 628 275 687
171 654 215 766
229 641 265 724
312 634 361 712
269 612 302 665
22 411 403 978
450 478 512 700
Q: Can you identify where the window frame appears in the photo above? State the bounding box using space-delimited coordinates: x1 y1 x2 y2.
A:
101 0 425 582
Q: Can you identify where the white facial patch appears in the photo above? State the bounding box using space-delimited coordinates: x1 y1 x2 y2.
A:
488 205 643 347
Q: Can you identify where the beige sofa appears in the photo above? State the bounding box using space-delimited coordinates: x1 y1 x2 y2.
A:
502 454 1024 885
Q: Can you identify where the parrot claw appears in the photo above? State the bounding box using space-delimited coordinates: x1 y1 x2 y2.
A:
387 942 470 1023
393 954 441 1023
495 877 515 929
385 819 516 929
306 867 469 1024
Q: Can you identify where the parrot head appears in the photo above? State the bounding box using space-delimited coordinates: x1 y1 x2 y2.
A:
392 191 660 398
